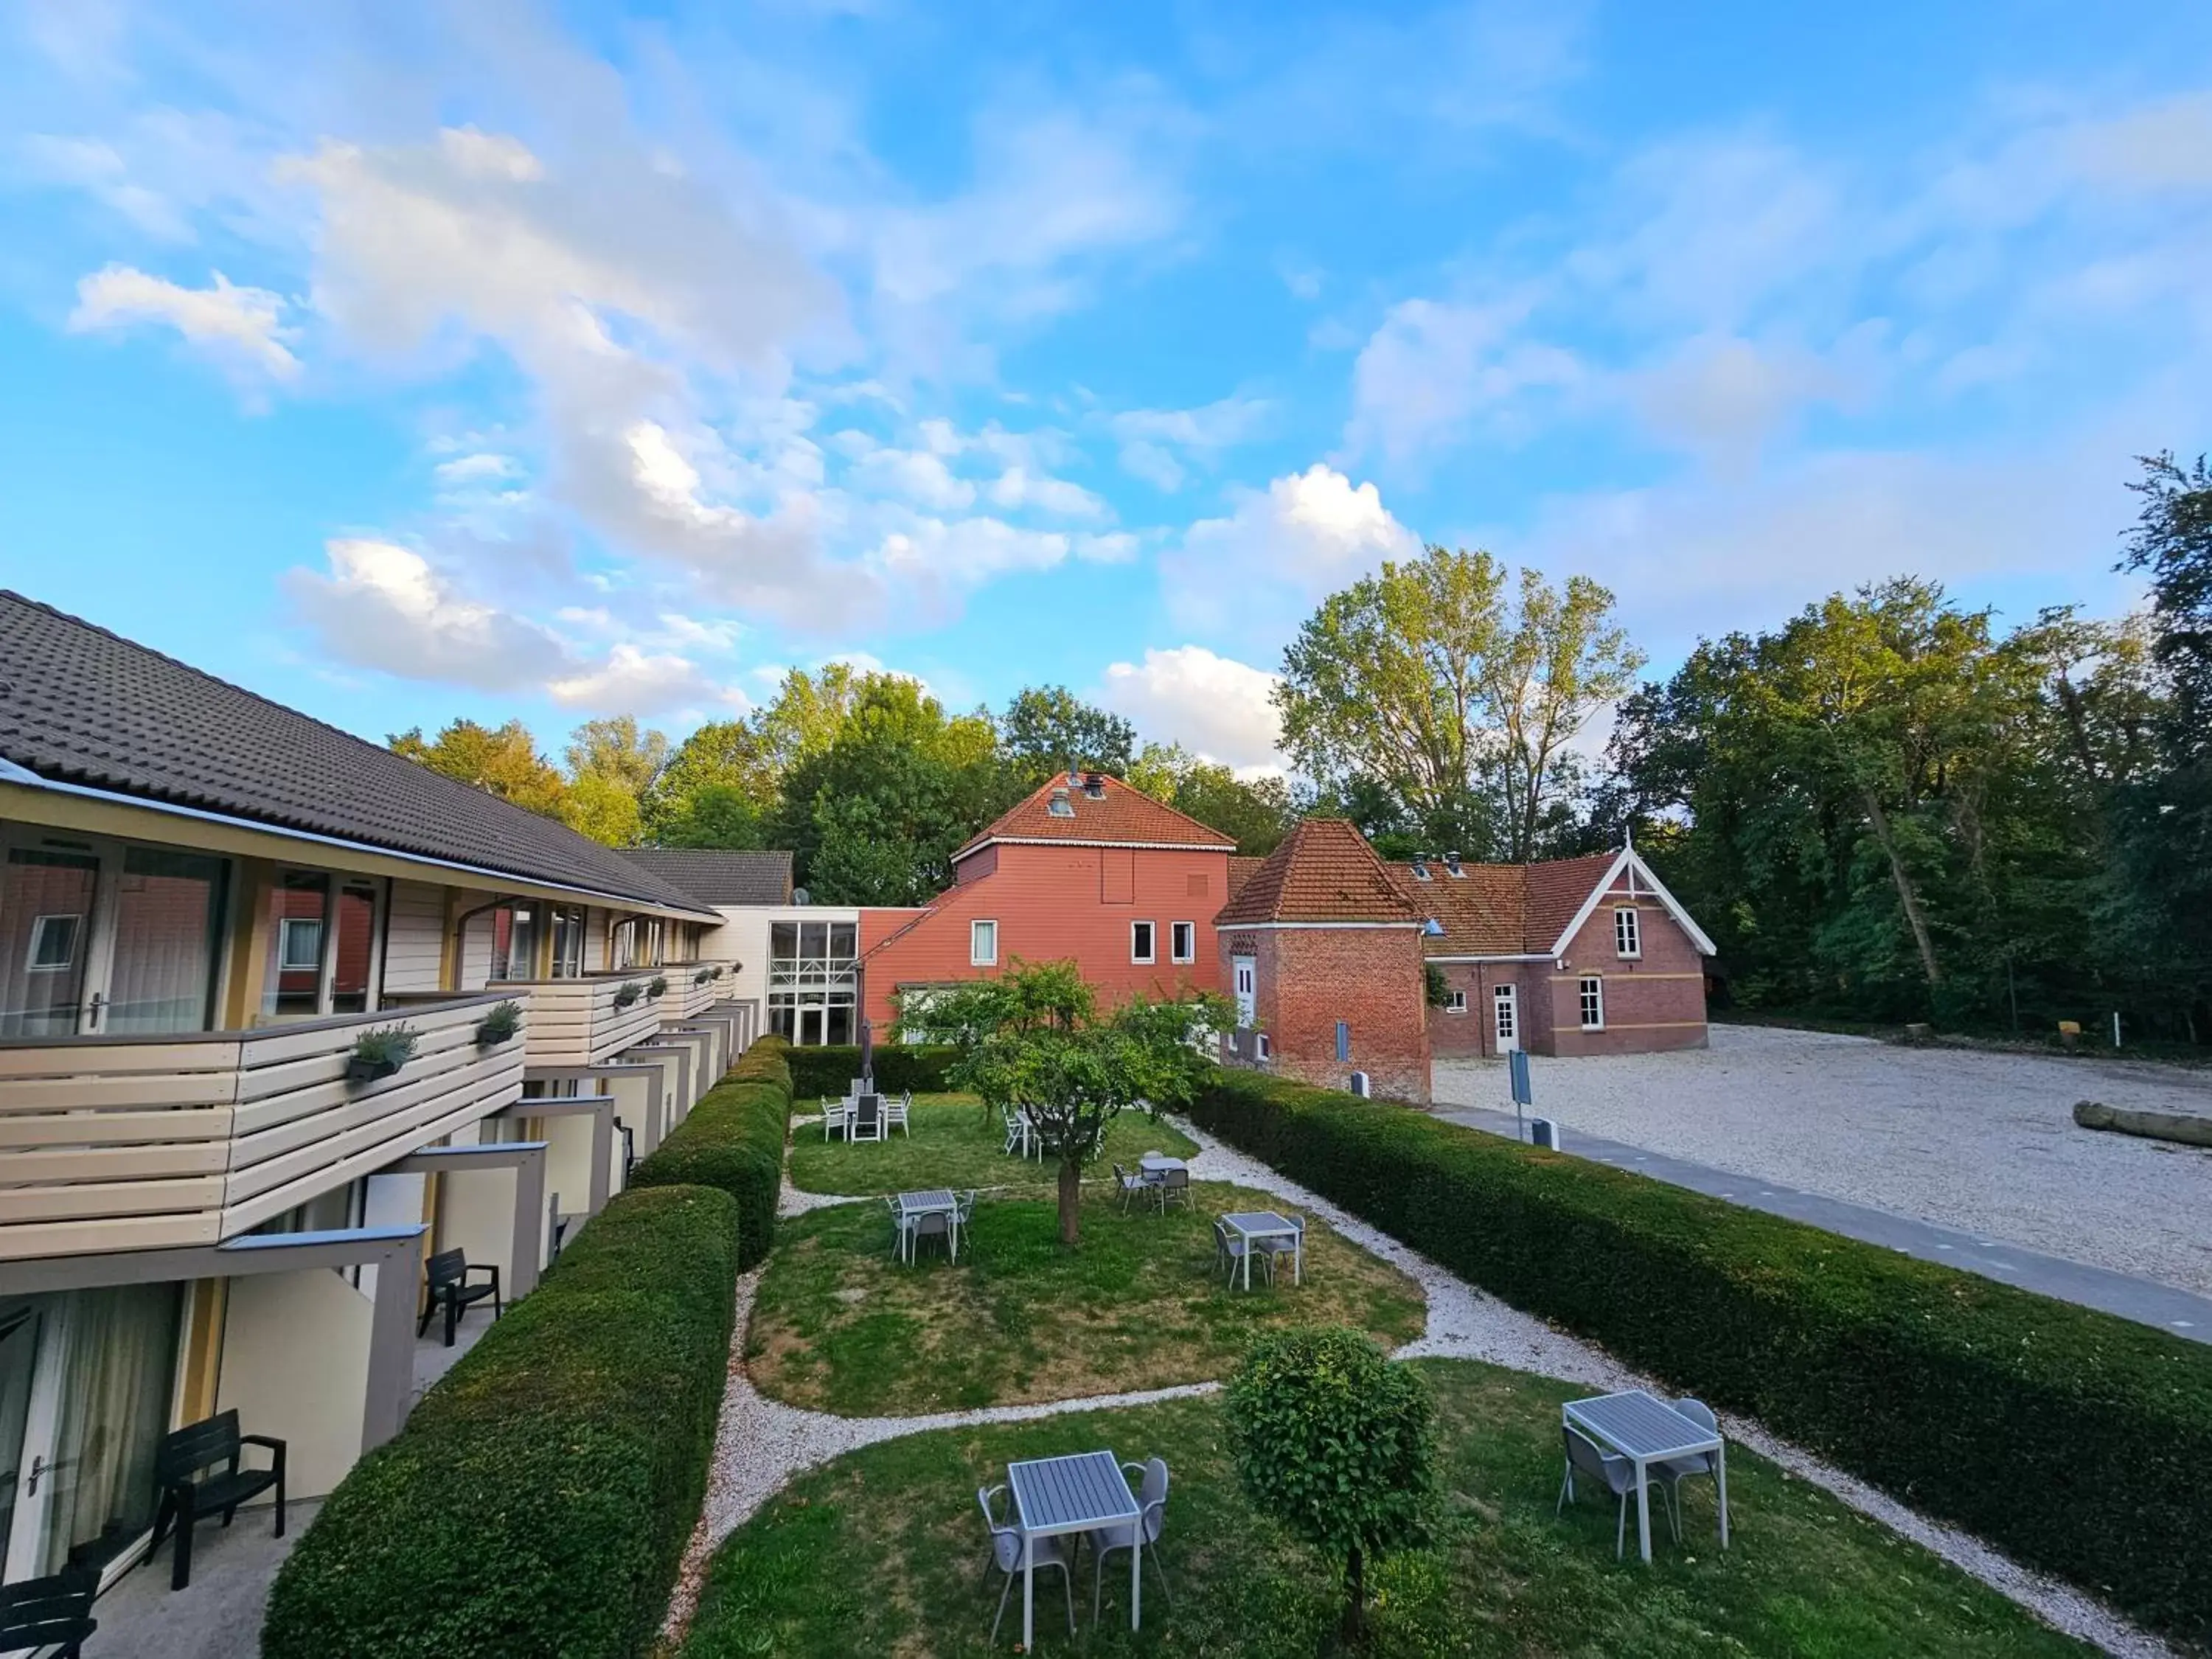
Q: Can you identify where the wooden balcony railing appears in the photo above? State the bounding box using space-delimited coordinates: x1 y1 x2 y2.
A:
0 994 526 1262
669 963 737 1020
486 973 664 1067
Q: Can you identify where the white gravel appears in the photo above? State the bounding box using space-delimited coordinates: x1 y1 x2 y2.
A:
664 1114 2177 1657
1436 1023 2212 1298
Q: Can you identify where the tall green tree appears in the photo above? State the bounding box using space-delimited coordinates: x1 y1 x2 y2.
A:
998 685 1135 783
1127 742 1298 855
1276 546 1640 860
643 719 779 845
563 715 669 797
391 719 571 821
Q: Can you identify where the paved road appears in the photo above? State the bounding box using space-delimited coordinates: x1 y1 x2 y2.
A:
1438 1102 2212 1342
1434 1023 2212 1301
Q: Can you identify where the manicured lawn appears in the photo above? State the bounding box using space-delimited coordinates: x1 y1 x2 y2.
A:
681 1359 2090 1658
786 1095 1201 1197
749 1183 1425 1415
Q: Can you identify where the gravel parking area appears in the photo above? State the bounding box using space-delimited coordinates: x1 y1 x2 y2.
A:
1435 1023 2212 1299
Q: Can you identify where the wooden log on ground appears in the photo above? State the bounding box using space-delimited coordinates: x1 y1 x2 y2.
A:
2073 1099 2212 1149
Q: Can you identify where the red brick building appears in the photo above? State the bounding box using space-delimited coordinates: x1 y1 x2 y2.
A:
1405 838 1716 1058
858 772 1238 1028
1214 819 1433 1103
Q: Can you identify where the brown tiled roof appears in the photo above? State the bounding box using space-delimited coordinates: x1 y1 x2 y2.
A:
1214 819 1425 926
1394 850 1621 956
0 591 714 915
955 772 1237 860
1224 855 1265 905
617 848 793 906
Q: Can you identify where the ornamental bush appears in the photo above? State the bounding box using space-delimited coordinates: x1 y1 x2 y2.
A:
629 1035 794 1269
1227 1326 1435 1638
1189 1068 2212 1647
782 1042 960 1099
262 1184 740 1659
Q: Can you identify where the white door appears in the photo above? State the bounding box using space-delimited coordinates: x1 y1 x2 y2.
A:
1 1299 65 1583
1231 956 1256 1026
1492 984 1519 1054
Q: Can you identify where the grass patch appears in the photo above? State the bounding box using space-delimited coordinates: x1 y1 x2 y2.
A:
748 1182 1423 1415
786 1094 1199 1198
681 1358 2089 1658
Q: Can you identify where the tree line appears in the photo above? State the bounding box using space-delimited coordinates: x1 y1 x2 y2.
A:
391 450 2210 1043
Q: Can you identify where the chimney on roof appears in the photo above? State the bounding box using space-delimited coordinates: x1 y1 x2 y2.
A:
1444 851 1463 877
1082 772 1106 799
1411 855 1431 880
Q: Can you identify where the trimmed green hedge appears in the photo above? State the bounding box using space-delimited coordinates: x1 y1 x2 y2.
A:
630 1036 794 1270
262 1184 741 1659
783 1042 959 1099
1189 1069 2212 1646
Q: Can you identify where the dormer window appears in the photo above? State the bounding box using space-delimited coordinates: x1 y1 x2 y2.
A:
1444 852 1464 878
1411 857 1431 881
1047 788 1076 818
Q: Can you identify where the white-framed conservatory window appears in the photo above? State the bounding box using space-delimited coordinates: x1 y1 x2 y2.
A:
1614 907 1641 959
1579 975 1606 1030
970 919 998 966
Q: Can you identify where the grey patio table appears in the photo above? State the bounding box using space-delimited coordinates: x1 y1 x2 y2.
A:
1562 1388 1729 1563
1219 1210 1302 1290
894 1189 961 1263
1007 1449 1143 1648
1138 1154 1186 1178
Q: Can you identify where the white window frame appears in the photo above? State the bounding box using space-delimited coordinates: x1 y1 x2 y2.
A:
24 914 80 973
278 916 324 974
1130 920 1155 964
1255 1030 1271 1060
1169 920 1195 964
1579 975 1606 1030
1442 988 1467 1015
1614 906 1641 959
970 919 998 967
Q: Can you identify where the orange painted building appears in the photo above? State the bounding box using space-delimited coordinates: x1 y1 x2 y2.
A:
858 772 1237 1027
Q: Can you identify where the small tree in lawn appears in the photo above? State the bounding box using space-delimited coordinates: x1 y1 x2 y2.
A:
893 959 1092 1128
1227 1326 1436 1643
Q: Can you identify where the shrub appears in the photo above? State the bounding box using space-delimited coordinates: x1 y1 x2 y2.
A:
262 1184 740 1659
782 1042 959 1098
1189 1070 2212 1646
1227 1326 1435 1637
473 999 524 1046
630 1037 794 1269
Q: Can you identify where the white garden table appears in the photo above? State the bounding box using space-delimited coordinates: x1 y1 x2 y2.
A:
1138 1154 1186 1178
894 1189 961 1263
1219 1210 1302 1290
1007 1449 1142 1647
1562 1388 1729 1563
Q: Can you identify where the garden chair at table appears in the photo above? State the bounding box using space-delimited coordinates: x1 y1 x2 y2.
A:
821 1095 852 1141
885 1091 911 1137
851 1093 885 1143
977 1485 1075 1643
1112 1163 1148 1213
953 1190 977 1251
1214 1217 1270 1286
1153 1165 1191 1213
1086 1458 1172 1627
1002 1105 1030 1158
1253 1212 1304 1278
1557 1425 1675 1559
1656 1397 1725 1521
906 1206 953 1263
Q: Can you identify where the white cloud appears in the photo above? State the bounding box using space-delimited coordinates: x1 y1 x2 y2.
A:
846 445 977 510
433 451 524 486
2065 91 2212 193
1102 645 1285 771
1346 296 1582 463
1628 331 1874 459
545 643 730 711
1162 463 1420 639
1108 395 1271 491
23 135 189 238
987 465 1110 519
67 265 299 382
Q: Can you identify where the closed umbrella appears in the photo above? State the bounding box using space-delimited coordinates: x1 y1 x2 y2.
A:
859 1017 874 1092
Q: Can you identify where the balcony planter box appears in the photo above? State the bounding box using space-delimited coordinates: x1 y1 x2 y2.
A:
613 982 646 1010
647 976 669 1001
474 1000 525 1048
346 1025 420 1086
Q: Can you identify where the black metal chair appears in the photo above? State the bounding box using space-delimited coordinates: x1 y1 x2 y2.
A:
0 1565 97 1657
419 1248 502 1347
150 1410 287 1591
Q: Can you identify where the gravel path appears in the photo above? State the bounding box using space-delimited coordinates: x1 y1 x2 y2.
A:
663 1121 2176 1658
1436 1023 2212 1298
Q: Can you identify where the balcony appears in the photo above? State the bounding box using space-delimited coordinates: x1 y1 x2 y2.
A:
669 961 737 1020
0 994 526 1263
487 973 664 1067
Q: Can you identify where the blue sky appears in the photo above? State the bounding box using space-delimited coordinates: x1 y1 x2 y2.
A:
3 0 2208 773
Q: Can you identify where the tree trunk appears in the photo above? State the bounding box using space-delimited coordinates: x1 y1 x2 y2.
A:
1862 787 1943 987
1342 1544 1366 1643
1057 1155 1082 1248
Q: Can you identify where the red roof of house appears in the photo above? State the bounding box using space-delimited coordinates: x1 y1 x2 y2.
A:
1393 850 1621 956
1224 855 1265 905
1214 819 1425 926
954 773 1237 860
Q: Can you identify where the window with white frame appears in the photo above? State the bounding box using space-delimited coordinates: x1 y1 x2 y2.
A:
1169 920 1195 963
278 916 324 973
1443 988 1467 1014
1579 975 1605 1029
1130 920 1155 964
1614 906 1641 959
24 914 80 972
970 919 998 966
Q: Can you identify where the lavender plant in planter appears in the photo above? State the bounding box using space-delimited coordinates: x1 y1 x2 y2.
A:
347 1024 420 1084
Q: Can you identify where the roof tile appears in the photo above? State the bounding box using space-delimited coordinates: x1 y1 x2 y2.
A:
956 773 1237 859
1214 819 1424 925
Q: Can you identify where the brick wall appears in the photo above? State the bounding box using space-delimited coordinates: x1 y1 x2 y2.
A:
1545 884 1708 1054
860 842 1232 1023
1221 925 1431 1103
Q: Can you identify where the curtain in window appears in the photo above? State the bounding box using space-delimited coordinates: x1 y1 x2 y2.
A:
39 1284 182 1574
106 849 228 1034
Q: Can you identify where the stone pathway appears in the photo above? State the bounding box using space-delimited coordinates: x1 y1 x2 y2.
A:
662 1123 2175 1658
